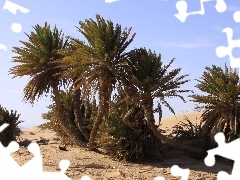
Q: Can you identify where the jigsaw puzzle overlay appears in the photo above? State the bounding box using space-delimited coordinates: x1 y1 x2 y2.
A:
0 123 73 179
174 0 240 77
204 132 240 180
3 120 240 180
155 165 190 180
0 123 191 179
174 0 227 23
0 0 30 51
1 0 240 179
215 11 240 77
105 0 120 3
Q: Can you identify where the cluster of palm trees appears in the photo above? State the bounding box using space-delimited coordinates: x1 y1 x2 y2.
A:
190 64 240 143
9 14 240 159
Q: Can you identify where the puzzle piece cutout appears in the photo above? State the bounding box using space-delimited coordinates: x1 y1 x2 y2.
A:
81 175 92 180
0 123 74 179
2 0 30 33
171 165 190 180
154 165 190 180
3 0 30 15
0 141 21 173
204 132 240 180
0 0 30 51
20 142 43 174
105 0 120 3
233 11 240 23
154 177 165 180
174 0 227 22
0 44 7 51
0 123 9 132
215 10 240 77
1 122 191 179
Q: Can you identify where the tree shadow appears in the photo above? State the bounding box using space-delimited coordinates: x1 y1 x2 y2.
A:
136 150 233 175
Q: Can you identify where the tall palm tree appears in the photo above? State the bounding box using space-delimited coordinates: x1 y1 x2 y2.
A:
126 48 207 157
190 64 240 143
9 22 85 146
59 41 91 142
62 14 136 150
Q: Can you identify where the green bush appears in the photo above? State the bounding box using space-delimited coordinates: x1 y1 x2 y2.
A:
98 104 163 162
0 105 23 146
39 90 95 145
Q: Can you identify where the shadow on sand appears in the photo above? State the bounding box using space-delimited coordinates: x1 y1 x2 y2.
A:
135 149 233 175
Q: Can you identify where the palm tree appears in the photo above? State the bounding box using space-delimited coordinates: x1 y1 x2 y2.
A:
9 22 85 146
40 89 93 144
126 48 207 157
61 14 136 150
59 41 91 142
190 64 240 143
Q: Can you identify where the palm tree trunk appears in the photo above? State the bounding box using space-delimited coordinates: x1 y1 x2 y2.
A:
158 101 162 127
142 94 207 158
73 88 90 141
123 105 138 121
234 105 239 135
235 108 240 135
52 85 85 147
230 111 234 133
88 81 109 150
88 107 105 150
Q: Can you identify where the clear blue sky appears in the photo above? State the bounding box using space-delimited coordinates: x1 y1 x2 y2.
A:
0 0 240 128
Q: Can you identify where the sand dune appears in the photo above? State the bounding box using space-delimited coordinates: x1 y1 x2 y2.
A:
158 111 203 126
157 111 203 134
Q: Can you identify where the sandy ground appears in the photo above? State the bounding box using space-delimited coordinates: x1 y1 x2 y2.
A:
10 112 233 179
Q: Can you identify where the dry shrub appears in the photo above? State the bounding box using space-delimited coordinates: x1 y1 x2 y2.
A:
0 105 23 146
171 115 211 150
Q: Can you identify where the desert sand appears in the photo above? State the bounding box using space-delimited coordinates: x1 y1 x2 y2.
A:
10 112 233 179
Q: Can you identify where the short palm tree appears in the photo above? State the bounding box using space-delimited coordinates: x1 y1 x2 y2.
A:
62 14 136 150
126 48 207 157
190 64 240 143
9 22 85 146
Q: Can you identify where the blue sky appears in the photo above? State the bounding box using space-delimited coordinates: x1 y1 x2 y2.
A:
0 0 240 128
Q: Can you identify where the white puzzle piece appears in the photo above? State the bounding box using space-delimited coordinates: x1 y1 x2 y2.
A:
0 123 85 180
215 10 240 77
175 0 227 22
171 165 190 180
204 132 240 180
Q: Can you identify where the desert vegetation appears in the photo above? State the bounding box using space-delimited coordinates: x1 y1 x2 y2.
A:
0 105 23 146
7 14 240 162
